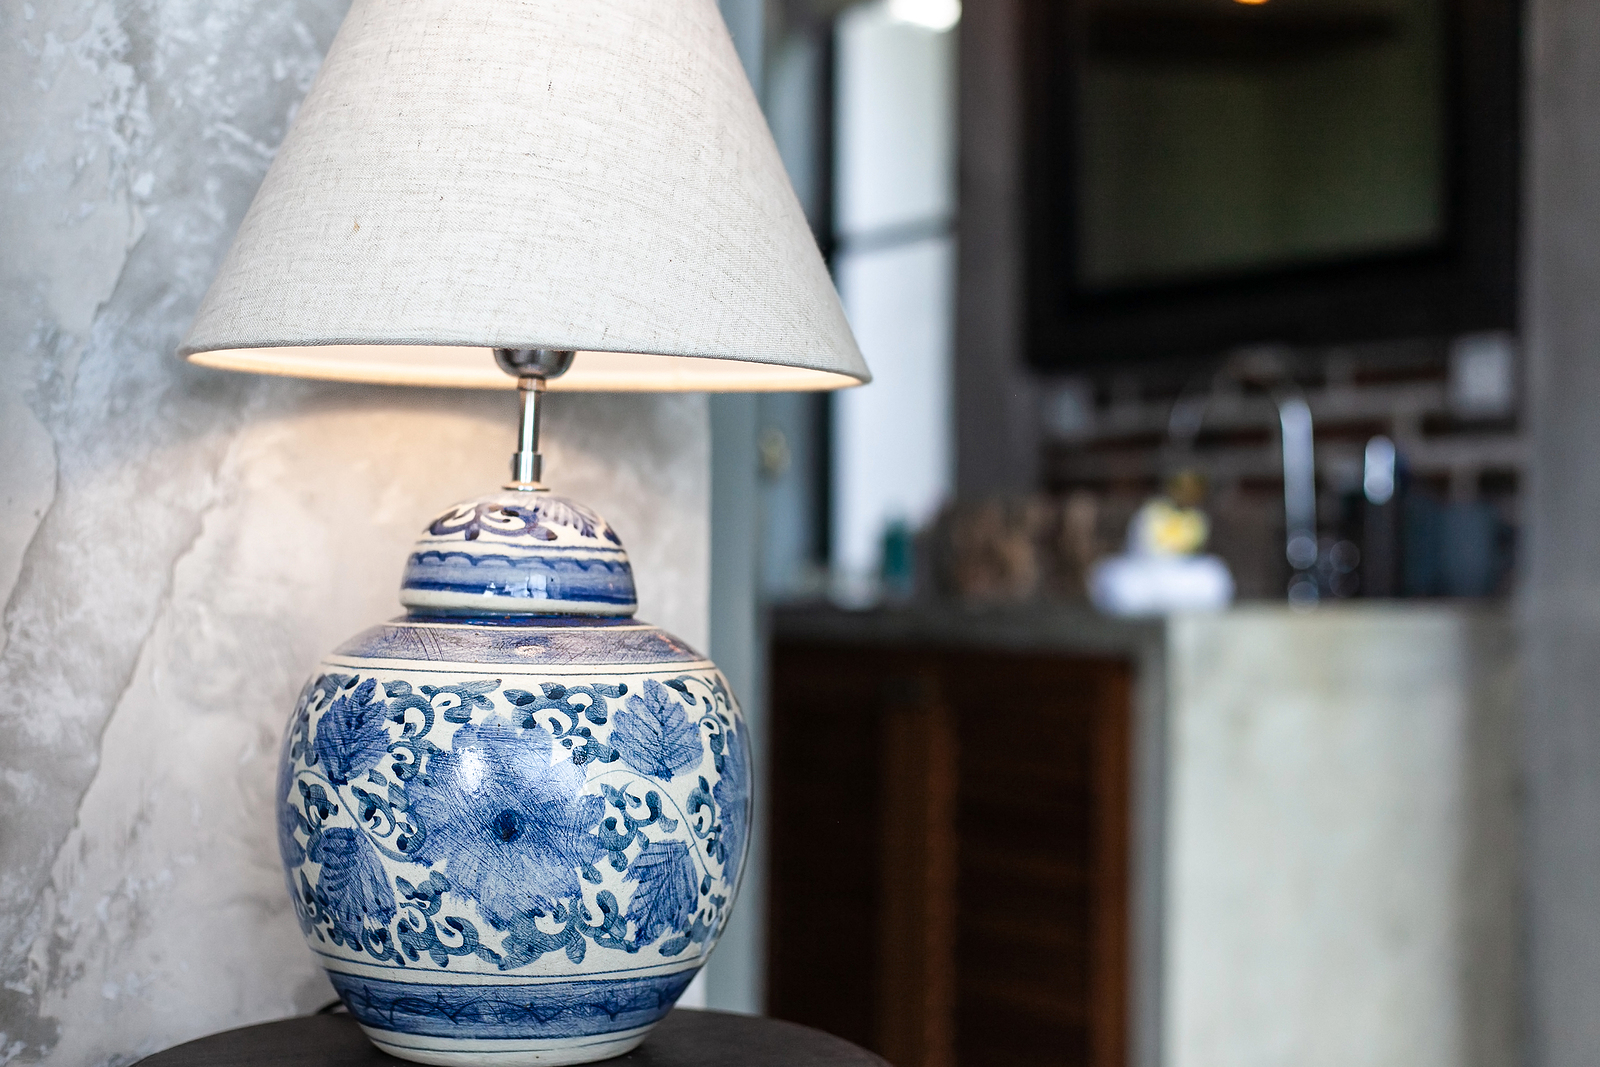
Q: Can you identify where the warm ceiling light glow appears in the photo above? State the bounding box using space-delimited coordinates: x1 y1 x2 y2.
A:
1233 0 1271 6
887 0 962 31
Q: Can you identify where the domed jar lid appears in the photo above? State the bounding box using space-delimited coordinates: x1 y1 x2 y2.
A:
399 491 636 616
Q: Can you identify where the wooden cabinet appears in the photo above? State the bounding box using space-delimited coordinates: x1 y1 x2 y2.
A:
766 641 1132 1067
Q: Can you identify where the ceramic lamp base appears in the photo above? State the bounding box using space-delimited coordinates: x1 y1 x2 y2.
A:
277 492 748 1065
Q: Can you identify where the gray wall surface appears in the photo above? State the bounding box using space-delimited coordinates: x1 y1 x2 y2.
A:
955 0 1040 498
701 0 767 1016
0 2 711 1063
705 392 767 1015
1523 0 1600 1059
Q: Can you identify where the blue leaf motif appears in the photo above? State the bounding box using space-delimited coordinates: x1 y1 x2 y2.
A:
275 747 310 932
314 678 390 785
309 827 396 946
278 795 307 869
714 726 751 884
277 714 308 869
611 679 702 780
623 840 698 947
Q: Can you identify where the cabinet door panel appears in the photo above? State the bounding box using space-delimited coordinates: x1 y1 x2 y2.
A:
768 642 1130 1067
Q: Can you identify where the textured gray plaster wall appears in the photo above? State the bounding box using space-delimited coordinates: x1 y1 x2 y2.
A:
0 3 711 1063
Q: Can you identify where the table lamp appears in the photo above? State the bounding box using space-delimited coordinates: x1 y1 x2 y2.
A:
179 2 868 1064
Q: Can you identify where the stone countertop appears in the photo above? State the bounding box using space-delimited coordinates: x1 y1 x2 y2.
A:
770 598 1510 655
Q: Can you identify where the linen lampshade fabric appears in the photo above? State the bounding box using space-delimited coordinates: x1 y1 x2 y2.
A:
180 0 869 392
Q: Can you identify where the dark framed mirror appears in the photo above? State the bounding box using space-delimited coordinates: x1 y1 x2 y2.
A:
1019 0 1520 367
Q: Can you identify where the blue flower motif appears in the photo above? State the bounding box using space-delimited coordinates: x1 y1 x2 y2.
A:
309 827 395 945
714 727 750 884
611 680 702 781
623 839 698 947
314 678 390 785
408 719 604 929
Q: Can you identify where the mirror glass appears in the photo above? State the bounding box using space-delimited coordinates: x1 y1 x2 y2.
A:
1075 0 1448 287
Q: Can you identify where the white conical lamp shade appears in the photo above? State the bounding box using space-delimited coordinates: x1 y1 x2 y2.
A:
180 0 869 392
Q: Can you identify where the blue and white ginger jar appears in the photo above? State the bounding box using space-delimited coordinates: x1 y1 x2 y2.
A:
276 491 749 1065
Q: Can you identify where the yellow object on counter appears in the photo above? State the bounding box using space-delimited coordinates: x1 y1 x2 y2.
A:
1132 498 1211 557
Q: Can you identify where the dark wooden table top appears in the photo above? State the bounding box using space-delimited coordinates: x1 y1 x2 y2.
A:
135 1008 889 1067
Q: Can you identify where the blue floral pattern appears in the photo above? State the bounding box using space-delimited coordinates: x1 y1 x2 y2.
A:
407 719 604 927
427 497 619 545
277 662 745 975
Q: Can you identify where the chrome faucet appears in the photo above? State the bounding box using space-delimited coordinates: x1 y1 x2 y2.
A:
1277 394 1318 575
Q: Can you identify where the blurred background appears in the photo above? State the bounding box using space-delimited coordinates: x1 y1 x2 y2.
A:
740 0 1516 616
702 0 1570 1065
